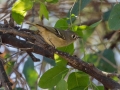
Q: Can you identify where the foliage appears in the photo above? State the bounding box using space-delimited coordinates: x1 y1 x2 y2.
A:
9 0 120 90
67 0 91 24
67 72 89 90
23 58 38 89
12 0 33 24
108 3 120 30
85 49 117 72
39 65 68 88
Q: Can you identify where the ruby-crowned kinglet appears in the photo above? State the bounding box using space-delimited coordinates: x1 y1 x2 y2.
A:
26 22 80 48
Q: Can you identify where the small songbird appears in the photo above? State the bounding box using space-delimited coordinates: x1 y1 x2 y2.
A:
26 21 80 48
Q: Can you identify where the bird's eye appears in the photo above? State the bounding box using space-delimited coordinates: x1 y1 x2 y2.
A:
71 34 76 39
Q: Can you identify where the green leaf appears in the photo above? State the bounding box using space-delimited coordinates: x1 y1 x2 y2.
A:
54 18 69 29
39 66 69 88
85 49 117 72
54 54 67 66
112 76 119 82
84 53 99 66
72 25 84 38
98 49 117 72
79 20 102 41
103 10 111 21
57 43 74 54
89 20 102 28
67 0 91 24
95 86 104 90
55 44 74 66
56 79 68 90
108 3 120 30
89 83 104 90
67 7 101 42
67 72 89 90
39 3 49 20
73 20 102 41
23 58 38 89
12 0 33 24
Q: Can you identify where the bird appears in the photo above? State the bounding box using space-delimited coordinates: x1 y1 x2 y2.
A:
26 21 80 48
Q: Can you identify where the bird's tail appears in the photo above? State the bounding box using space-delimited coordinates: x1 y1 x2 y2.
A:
25 21 47 32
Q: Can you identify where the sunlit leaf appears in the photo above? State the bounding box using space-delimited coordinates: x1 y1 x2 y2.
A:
12 0 33 24
54 54 67 66
57 43 74 54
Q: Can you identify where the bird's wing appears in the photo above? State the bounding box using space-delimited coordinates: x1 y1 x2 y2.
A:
26 21 66 39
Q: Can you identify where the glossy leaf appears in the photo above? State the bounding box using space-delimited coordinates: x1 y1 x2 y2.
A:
54 18 68 30
108 3 120 30
77 20 102 41
56 79 68 90
54 54 67 66
39 3 49 20
23 58 38 89
12 0 33 24
96 86 104 90
57 43 74 55
89 84 104 90
103 10 111 21
85 49 117 72
83 20 102 41
67 0 91 24
89 20 102 28
39 66 69 88
84 53 99 66
67 72 89 90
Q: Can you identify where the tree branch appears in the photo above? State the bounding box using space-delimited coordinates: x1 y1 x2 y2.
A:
0 57 12 90
0 27 120 89
55 50 120 89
